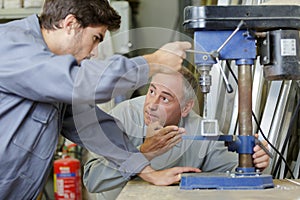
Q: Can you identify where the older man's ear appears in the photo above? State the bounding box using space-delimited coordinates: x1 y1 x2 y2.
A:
181 100 194 118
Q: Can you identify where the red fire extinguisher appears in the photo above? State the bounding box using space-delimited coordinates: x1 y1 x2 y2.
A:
54 146 82 200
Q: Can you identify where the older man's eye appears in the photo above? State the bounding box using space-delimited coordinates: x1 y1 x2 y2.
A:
149 89 155 95
162 97 169 103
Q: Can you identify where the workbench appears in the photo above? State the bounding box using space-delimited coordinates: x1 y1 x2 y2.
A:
117 179 300 200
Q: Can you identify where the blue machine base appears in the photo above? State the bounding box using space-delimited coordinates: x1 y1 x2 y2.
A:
180 172 274 190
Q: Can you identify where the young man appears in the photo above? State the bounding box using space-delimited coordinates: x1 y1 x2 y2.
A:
83 68 270 199
0 0 197 199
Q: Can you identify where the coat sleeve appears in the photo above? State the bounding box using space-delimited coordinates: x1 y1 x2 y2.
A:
83 152 127 193
82 98 146 193
61 105 150 181
0 24 149 104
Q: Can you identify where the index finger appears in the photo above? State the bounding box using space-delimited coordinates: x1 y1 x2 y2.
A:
176 166 201 174
148 121 163 130
174 41 192 58
160 126 180 135
175 41 192 50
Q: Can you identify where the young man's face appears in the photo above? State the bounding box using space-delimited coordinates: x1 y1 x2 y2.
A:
69 25 107 63
143 73 185 126
43 14 108 63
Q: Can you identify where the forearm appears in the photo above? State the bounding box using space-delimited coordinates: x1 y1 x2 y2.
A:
1 43 149 104
83 153 128 193
137 166 156 184
62 105 150 180
72 56 150 104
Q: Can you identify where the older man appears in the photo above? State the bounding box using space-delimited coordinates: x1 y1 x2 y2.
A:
83 67 270 199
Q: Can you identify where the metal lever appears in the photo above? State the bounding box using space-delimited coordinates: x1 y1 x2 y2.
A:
186 20 245 58
211 20 243 94
216 20 244 53
185 49 211 55
216 58 233 93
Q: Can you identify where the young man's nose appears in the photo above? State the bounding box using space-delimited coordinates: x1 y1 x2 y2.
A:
90 45 99 58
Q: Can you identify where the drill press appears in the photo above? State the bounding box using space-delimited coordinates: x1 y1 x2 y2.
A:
180 5 300 190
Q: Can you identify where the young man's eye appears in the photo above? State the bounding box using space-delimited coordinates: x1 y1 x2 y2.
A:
93 36 100 42
93 35 103 43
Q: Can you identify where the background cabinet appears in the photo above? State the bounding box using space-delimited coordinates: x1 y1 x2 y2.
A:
0 8 41 22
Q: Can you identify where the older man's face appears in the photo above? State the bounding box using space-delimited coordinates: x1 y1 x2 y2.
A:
143 73 184 126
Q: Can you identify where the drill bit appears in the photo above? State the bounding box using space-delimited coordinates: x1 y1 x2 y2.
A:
203 93 207 119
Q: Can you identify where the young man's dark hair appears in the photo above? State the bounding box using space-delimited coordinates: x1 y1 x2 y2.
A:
40 0 121 31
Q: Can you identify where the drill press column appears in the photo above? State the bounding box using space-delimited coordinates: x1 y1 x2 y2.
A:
238 64 254 170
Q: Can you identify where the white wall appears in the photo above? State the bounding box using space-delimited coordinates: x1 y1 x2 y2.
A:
133 0 181 51
136 0 179 29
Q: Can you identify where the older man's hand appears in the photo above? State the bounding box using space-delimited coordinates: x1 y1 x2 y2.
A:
140 122 185 160
138 165 201 186
253 135 271 171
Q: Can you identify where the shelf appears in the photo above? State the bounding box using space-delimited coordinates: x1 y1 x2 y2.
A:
0 8 41 19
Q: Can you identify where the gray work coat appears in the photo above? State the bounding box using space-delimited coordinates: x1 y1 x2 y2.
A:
0 15 150 199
